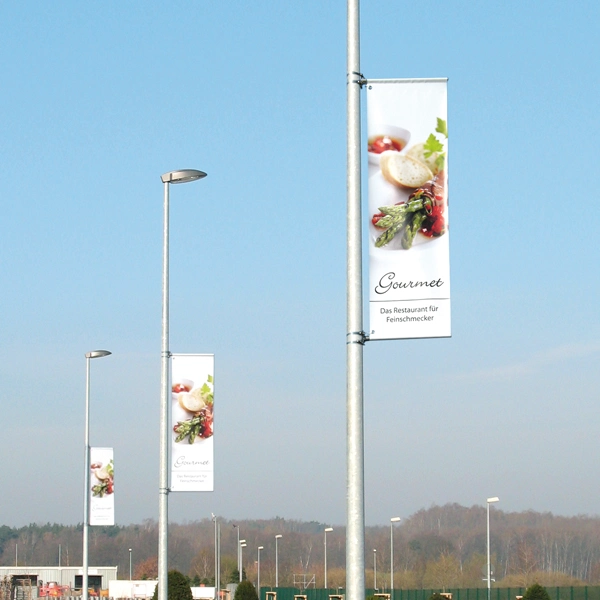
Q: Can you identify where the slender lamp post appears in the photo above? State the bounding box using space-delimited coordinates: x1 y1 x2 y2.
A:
83 350 111 600
390 517 400 599
158 169 207 600
486 497 499 600
257 546 263 596
275 534 282 587
233 524 240 578
217 522 221 598
239 539 246 582
346 2 366 600
373 549 377 591
239 543 247 582
129 548 132 580
212 515 219 600
324 528 333 588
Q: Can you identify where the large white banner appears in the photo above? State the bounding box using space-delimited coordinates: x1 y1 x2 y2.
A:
170 354 214 492
89 447 114 525
367 79 450 340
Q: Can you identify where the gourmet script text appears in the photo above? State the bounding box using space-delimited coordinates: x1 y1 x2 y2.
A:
174 456 210 468
374 272 445 295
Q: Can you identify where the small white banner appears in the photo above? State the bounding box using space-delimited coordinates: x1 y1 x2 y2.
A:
367 79 451 340
89 447 114 525
170 354 214 492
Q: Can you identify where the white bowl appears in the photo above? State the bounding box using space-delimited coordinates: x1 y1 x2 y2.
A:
172 378 194 394
367 124 410 165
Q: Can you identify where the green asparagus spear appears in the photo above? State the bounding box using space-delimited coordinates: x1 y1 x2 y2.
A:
402 211 428 249
376 218 407 247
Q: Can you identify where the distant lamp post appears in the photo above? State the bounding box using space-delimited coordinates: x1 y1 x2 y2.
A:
324 528 333 588
212 514 220 600
158 169 207 600
373 549 377 591
233 524 240 579
83 350 111 600
275 534 282 587
129 548 132 580
257 546 264 595
390 517 401 599
487 497 500 600
239 542 247 582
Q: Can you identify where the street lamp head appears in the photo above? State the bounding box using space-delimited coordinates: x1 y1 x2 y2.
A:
258 546 264 550
275 534 282 539
487 497 500 504
85 350 112 359
161 169 207 184
391 517 401 522
325 527 333 532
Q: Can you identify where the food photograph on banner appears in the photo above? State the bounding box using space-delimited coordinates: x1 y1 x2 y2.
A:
170 354 214 492
89 447 115 526
367 79 450 340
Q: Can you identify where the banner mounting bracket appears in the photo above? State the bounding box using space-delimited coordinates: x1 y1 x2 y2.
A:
351 71 367 87
347 330 369 345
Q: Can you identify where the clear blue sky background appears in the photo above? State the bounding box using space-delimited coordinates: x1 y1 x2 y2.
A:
1 1 599 528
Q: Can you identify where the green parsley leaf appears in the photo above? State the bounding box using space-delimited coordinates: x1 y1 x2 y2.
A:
436 118 448 138
423 133 444 158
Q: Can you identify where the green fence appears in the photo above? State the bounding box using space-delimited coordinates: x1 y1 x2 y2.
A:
260 587 600 600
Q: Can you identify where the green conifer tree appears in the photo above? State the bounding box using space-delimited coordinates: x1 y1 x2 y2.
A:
523 583 551 600
233 580 259 600
151 570 193 600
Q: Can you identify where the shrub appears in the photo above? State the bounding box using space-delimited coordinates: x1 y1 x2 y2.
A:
151 570 193 600
523 584 551 600
234 580 259 600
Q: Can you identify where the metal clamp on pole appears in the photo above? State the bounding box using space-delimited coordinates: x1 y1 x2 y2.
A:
346 331 369 345
351 71 367 87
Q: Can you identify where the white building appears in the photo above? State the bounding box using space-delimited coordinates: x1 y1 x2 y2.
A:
0 566 118 595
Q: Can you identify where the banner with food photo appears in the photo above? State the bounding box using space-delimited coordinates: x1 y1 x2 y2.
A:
367 79 450 340
89 447 115 525
170 353 214 492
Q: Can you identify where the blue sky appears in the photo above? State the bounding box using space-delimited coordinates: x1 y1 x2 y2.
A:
1 0 599 528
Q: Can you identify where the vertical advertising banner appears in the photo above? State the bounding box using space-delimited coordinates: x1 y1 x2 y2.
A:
170 354 214 491
367 79 450 340
89 447 115 526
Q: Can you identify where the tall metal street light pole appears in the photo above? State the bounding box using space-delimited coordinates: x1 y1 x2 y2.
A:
324 528 333 589
487 497 499 600
217 522 221 597
346 3 366 600
232 524 240 578
390 517 400 599
129 548 132 581
83 350 111 600
373 549 377 591
212 514 219 599
239 543 247 582
275 534 282 587
257 546 263 596
158 169 207 600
